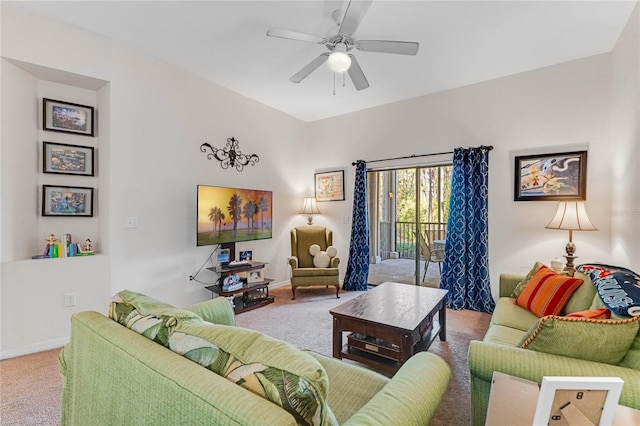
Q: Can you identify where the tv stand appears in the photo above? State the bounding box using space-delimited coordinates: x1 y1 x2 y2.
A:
205 261 274 314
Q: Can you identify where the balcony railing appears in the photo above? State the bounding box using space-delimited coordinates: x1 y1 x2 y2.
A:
377 221 447 260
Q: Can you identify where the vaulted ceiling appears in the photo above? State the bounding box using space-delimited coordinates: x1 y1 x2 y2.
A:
8 1 637 122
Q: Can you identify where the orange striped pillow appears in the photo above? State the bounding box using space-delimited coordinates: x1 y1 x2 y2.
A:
565 308 611 319
514 265 584 317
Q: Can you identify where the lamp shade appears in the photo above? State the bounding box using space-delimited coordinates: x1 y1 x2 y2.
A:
300 197 321 215
327 43 351 73
545 202 597 231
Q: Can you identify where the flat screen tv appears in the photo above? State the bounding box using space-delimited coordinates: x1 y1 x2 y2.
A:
197 185 272 247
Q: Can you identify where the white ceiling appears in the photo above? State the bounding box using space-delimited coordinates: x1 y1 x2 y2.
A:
7 1 637 122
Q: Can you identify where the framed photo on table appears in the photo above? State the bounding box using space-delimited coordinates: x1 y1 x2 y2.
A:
532 376 623 426
42 185 94 217
315 170 345 202
43 98 95 136
247 270 263 283
43 142 94 176
238 249 253 261
514 150 587 201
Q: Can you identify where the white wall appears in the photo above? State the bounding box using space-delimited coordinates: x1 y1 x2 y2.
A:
310 53 615 298
0 59 39 260
0 5 312 357
1 4 638 357
105 42 311 305
610 4 640 272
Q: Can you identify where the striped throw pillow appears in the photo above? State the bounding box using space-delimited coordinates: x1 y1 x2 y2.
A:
514 265 584 317
565 308 611 319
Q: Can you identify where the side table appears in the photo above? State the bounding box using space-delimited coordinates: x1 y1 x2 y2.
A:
205 261 274 313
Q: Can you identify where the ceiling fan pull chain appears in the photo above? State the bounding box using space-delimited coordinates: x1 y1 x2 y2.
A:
333 72 336 96
343 72 346 88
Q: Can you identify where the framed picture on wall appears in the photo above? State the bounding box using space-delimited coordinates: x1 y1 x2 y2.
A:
42 185 94 217
43 98 95 136
315 170 345 202
43 142 95 176
514 150 587 201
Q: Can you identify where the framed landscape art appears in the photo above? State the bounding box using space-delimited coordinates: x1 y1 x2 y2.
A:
43 142 94 176
514 150 587 201
315 170 345 202
43 98 95 136
42 185 94 217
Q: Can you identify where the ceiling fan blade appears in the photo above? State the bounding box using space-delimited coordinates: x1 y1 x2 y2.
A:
347 55 369 90
339 0 373 36
266 28 327 44
357 40 420 56
289 53 330 83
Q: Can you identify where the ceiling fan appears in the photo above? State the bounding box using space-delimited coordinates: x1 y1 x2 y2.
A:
266 0 419 91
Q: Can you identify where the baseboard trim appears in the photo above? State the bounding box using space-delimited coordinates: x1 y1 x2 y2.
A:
270 280 290 289
0 337 69 360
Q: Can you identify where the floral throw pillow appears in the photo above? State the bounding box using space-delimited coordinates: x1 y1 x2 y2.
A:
171 322 337 426
109 290 202 346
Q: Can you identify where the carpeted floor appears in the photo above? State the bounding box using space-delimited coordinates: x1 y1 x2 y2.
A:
1 347 63 425
238 285 491 426
0 283 490 425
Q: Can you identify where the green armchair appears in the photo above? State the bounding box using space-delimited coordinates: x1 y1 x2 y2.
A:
288 225 340 300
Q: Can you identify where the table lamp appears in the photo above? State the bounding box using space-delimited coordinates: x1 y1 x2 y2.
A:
545 201 597 274
300 197 321 225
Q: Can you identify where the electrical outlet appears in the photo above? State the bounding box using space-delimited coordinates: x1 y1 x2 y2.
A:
125 216 139 229
64 293 76 307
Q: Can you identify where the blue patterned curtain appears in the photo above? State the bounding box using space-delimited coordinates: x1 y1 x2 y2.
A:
441 146 495 313
343 160 369 291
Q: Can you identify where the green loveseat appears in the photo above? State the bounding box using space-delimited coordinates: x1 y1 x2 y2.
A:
59 296 451 425
468 271 640 426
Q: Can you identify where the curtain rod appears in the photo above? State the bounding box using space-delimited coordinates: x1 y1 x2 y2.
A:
351 145 494 166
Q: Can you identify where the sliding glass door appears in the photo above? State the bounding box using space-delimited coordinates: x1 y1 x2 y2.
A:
367 165 452 286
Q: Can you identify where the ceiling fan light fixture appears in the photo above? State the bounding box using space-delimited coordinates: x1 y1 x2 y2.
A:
327 43 351 72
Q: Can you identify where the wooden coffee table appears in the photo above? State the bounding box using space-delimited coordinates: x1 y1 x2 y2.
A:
330 281 448 374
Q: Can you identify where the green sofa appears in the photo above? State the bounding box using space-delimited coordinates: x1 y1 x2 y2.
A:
59 296 451 425
468 271 640 426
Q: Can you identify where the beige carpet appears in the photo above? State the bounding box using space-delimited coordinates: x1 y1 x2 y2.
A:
0 284 490 425
1 347 63 425
237 285 491 426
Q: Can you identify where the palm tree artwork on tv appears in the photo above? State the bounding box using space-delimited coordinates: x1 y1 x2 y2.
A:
243 200 258 235
197 186 272 246
258 197 268 229
208 207 225 236
227 193 242 238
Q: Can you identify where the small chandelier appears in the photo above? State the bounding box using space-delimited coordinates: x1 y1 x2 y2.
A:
200 137 259 172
